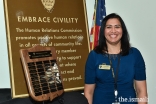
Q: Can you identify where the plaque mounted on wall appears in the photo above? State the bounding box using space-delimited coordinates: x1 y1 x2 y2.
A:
3 0 90 98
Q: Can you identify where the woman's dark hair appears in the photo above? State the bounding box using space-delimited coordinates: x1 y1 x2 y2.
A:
94 13 130 56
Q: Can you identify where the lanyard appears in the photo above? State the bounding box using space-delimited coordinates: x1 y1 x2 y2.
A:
108 53 121 102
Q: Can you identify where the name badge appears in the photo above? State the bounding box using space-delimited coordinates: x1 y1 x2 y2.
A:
99 63 110 70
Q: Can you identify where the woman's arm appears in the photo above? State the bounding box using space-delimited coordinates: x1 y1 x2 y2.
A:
84 84 95 104
135 80 148 104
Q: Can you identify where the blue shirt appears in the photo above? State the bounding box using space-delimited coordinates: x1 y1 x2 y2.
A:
85 47 146 104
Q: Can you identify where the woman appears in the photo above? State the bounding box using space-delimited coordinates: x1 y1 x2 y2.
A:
84 13 148 104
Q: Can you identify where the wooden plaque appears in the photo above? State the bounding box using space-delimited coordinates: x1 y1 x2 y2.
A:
3 0 90 98
20 45 64 101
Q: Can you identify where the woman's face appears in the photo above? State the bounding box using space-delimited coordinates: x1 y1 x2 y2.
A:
104 18 123 45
